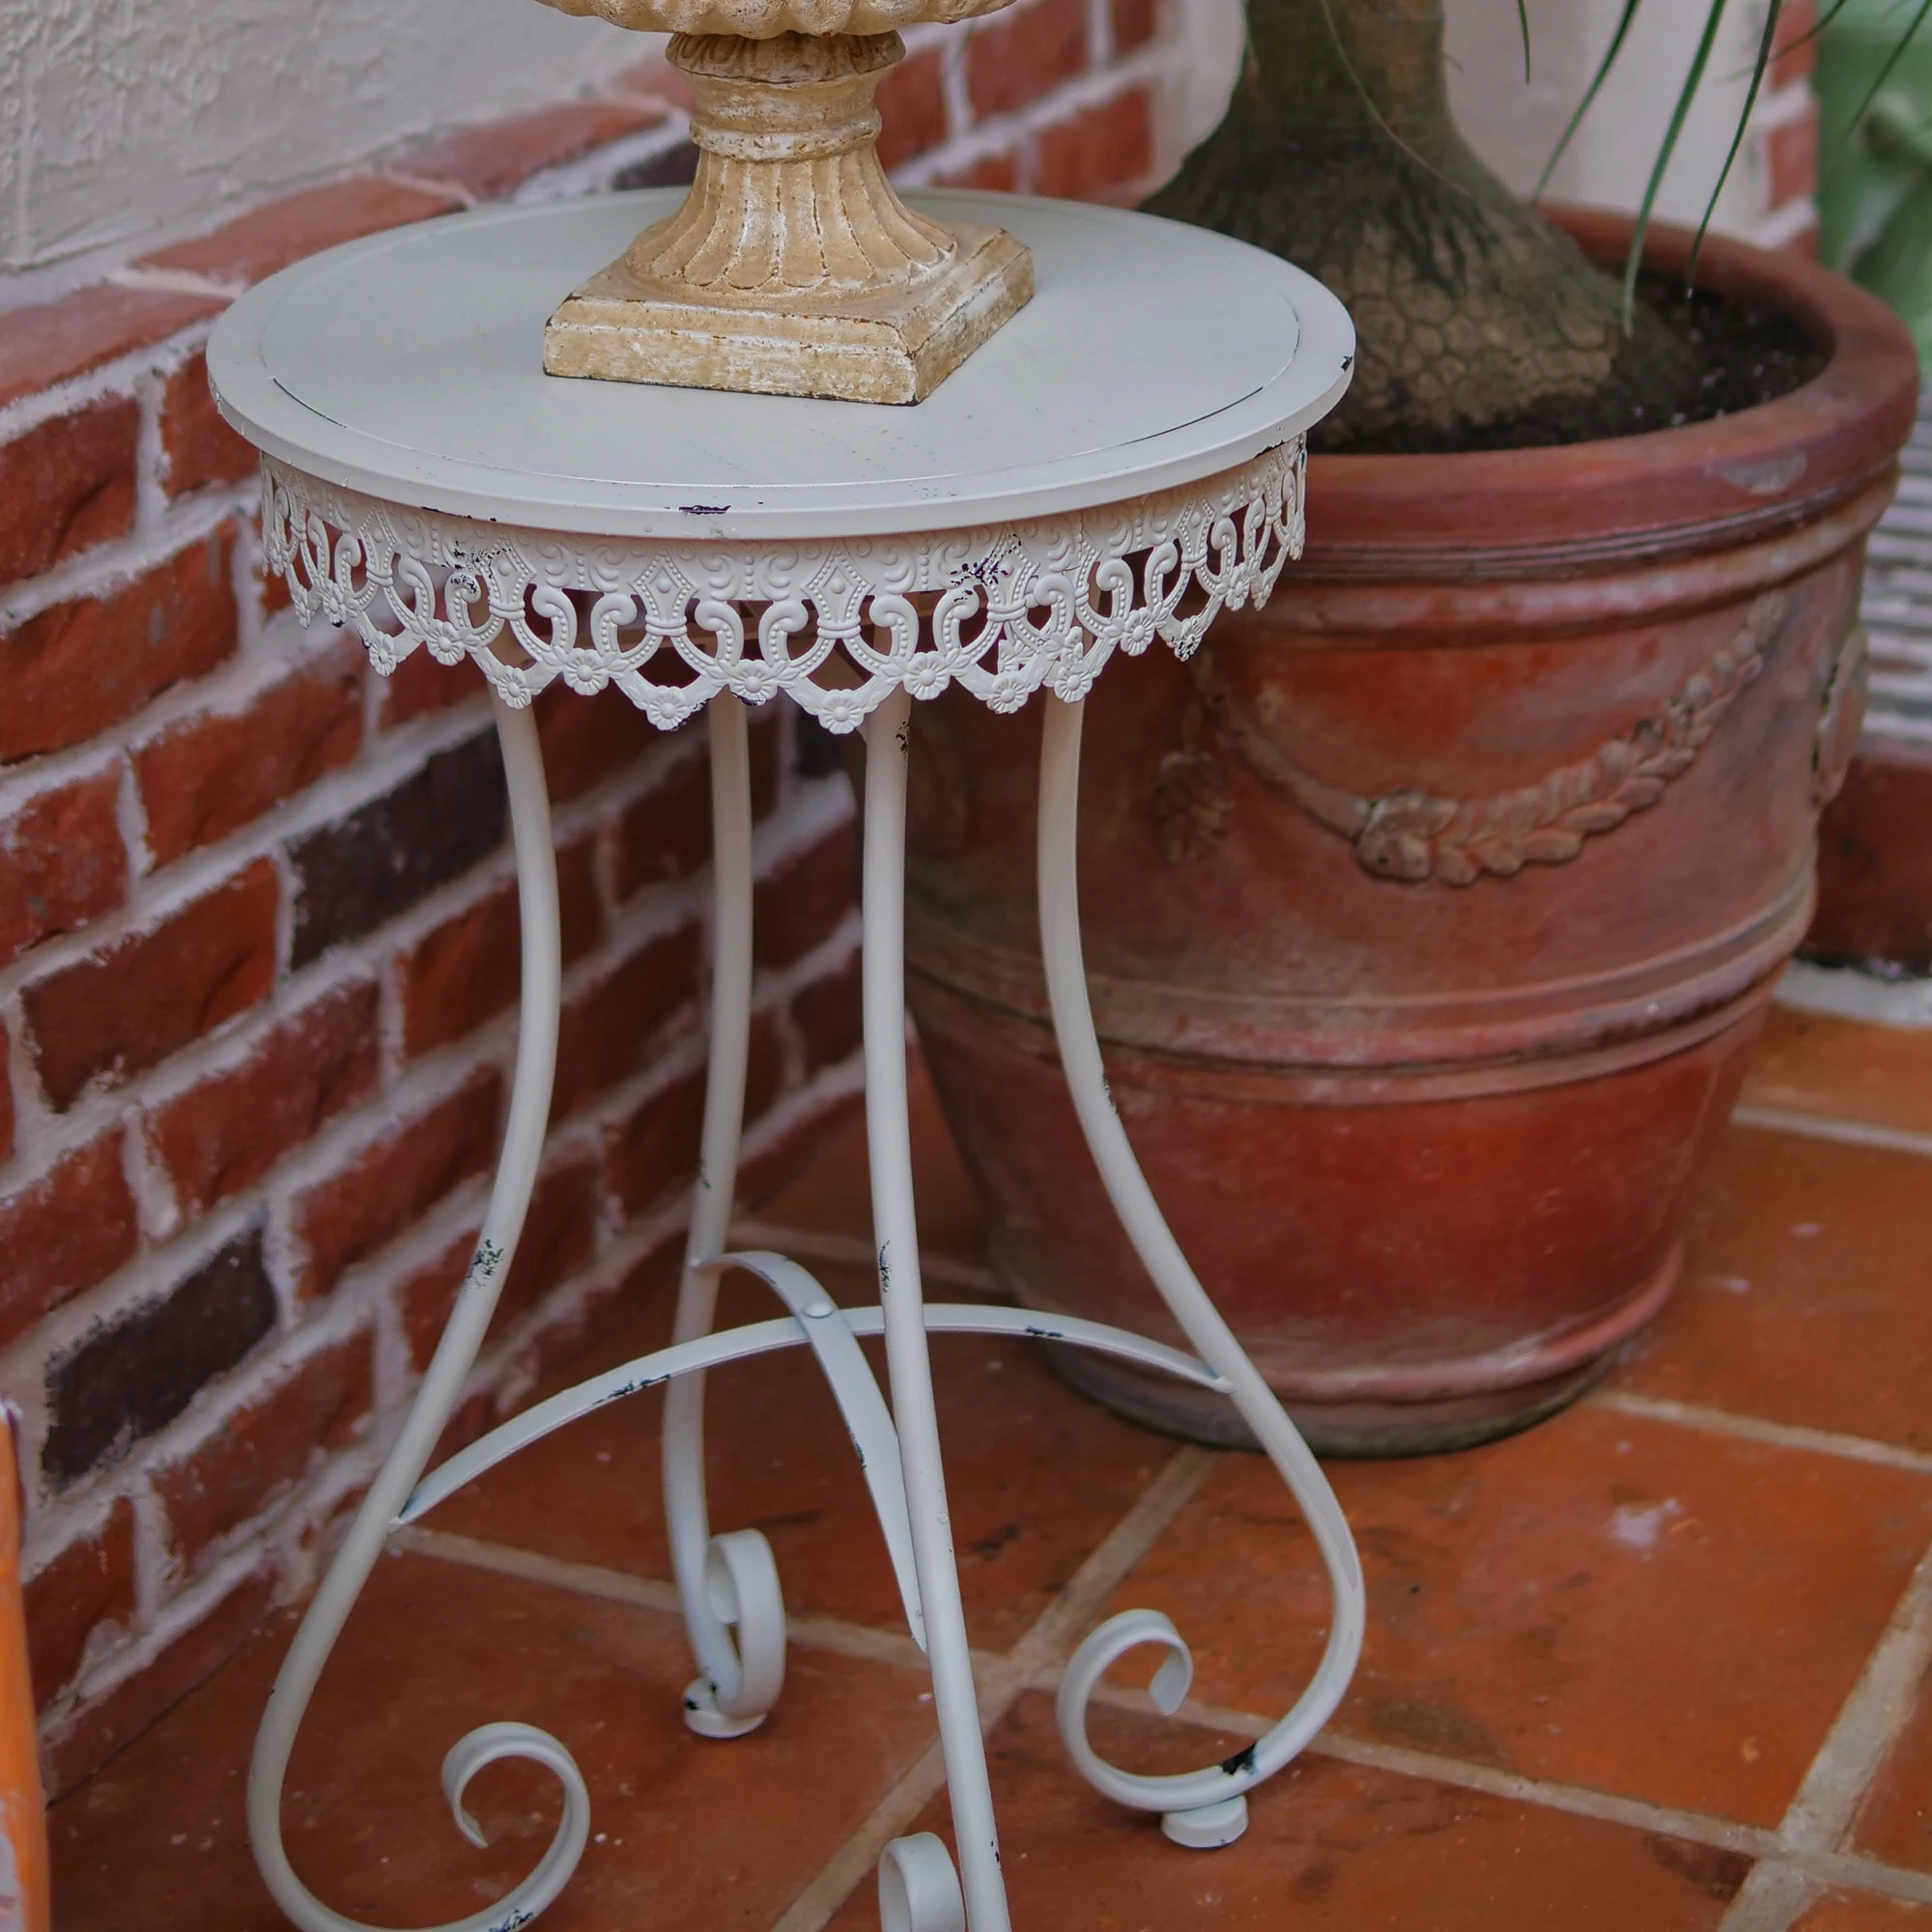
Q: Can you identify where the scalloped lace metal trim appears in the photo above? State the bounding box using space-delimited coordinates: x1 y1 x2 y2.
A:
260 440 1305 733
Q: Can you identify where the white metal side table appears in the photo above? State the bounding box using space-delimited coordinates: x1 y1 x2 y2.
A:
208 187 1366 1932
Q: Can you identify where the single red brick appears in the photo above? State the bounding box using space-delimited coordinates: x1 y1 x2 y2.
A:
378 650 486 728
877 48 950 170
24 859 279 1111
401 886 517 1058
158 350 257 497
605 1066 708 1215
427 1390 499 1475
0 526 239 764
967 0 1090 121
613 720 783 899
938 150 1024 193
557 835 606 965
0 769 129 969
46 1562 277 1799
552 924 700 1122
399 838 600 1059
256 520 292 618
400 1158 600 1364
136 650 362 865
537 682 660 804
23 1500 135 1711
156 1330 375 1566
0 401 138 588
1034 88 1154 202
608 52 696 110
0 1022 13 1165
746 1008 786 1123
146 981 380 1217
1771 0 1817 88
397 1231 472 1371
403 99 667 201
613 751 711 897
0 285 224 414
753 823 857 968
1111 0 1161 52
137 178 460 289
292 1066 501 1298
1764 99 1819 211
791 951 864 1075
0 1131 139 1350
734 1087 866 1209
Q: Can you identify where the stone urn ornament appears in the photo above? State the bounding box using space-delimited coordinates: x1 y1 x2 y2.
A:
532 0 1033 402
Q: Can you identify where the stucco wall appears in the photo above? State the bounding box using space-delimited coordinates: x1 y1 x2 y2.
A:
1445 0 1798 244
0 0 636 299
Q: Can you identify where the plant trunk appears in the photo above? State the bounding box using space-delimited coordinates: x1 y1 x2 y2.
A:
1148 0 1692 452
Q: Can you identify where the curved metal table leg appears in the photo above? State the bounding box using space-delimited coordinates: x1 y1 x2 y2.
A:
248 696 583 1932
866 689 1010 1932
661 693 789 1740
1035 692 1368 1850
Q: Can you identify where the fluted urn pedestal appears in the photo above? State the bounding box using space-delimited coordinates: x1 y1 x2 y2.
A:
537 13 1033 402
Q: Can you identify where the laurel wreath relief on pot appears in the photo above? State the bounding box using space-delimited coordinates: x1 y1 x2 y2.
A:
1151 591 1863 886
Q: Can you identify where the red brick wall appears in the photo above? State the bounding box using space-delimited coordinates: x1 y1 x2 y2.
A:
0 9 1178 1795
1753 0 1822 254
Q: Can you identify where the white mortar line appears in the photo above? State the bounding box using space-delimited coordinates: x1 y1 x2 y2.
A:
1731 1104 1932 1161
1719 1862 1829 1932
1781 1535 1932 1853
773 1444 1218 1932
1716 1532 1932 1930
1586 1391 1932 1480
394 1527 942 1676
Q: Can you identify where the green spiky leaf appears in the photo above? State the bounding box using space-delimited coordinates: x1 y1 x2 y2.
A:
1689 0 1781 286
1620 0 1729 331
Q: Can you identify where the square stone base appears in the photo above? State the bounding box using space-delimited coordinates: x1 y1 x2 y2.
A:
542 222 1034 406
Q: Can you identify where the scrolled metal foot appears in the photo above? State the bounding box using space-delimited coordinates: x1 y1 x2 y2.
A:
680 1527 785 1738
1055 1607 1257 1840
1037 694 1367 1843
878 1833 967 1932
248 698 578 1932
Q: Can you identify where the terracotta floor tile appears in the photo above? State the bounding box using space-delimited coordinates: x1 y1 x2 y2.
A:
751 1054 986 1265
51 1549 936 1932
426 1257 1169 1652
825 1692 1751 1930
1742 1006 1932 1138
1612 1123 1932 1453
1107 1402 1932 1829
1794 1895 1932 1930
1851 1653 1932 1872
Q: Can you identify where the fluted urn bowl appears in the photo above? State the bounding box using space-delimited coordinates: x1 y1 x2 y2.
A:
531 0 1034 403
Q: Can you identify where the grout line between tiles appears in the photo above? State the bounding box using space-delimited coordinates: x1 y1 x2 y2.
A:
1719 1863 1829 1932
392 1525 947 1676
1065 1677 1778 1858
769 1443 1220 1932
398 1502 1932 1919
1732 1102 1932 1161
1587 1389 1932 1479
1776 1530 1932 1853
1073 1681 1932 1913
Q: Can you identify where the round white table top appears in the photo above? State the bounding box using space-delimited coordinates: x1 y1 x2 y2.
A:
208 189 1353 544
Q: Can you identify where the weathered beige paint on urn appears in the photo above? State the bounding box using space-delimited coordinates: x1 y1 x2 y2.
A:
532 0 1034 402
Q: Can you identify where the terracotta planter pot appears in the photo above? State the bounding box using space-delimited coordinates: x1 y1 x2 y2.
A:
902 213 1919 1456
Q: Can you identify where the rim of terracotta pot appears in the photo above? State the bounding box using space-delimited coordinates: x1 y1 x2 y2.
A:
1301 206 1921 581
